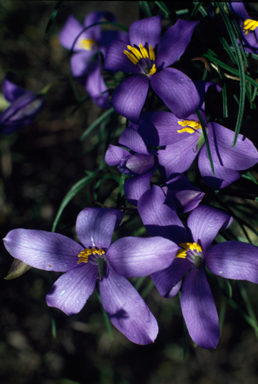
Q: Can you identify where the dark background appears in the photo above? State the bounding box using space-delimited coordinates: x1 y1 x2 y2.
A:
0 1 258 383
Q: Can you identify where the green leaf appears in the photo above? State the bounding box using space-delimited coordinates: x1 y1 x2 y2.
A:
45 1 63 33
80 108 114 142
241 171 258 185
202 54 258 89
97 292 114 340
196 109 215 175
52 174 95 232
4 259 31 280
154 1 171 16
191 2 207 18
216 2 246 147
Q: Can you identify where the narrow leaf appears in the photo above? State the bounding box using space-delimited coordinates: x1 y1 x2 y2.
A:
52 174 95 232
81 108 114 142
196 109 215 175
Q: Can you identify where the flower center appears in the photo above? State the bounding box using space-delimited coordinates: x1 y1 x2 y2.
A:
176 242 203 269
79 38 96 51
124 44 157 75
242 19 258 34
77 247 105 264
177 120 202 134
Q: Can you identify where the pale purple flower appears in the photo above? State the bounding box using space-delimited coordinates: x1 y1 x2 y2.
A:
105 126 156 205
3 207 179 345
0 73 45 134
138 186 258 348
136 82 258 189
59 12 128 109
104 16 200 122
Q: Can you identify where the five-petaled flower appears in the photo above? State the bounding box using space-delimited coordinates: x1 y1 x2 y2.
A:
59 11 128 108
138 186 258 348
104 15 200 122
4 207 179 345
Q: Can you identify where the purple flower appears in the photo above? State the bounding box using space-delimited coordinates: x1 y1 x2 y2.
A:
0 73 45 134
137 86 258 189
3 207 179 345
59 12 128 109
162 173 205 213
105 126 156 205
231 2 258 54
104 16 200 122
138 187 258 348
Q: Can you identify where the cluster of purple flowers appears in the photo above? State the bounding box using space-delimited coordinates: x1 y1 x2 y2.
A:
3 4 258 350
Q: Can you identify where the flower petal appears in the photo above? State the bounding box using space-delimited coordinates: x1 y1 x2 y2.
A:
151 258 191 298
156 19 199 68
2 73 29 102
59 16 84 50
187 205 232 252
138 111 199 146
111 75 149 123
207 122 258 170
124 170 153 206
198 146 241 189
3 229 81 271
150 68 200 118
181 265 220 349
119 126 149 154
205 241 258 283
129 15 162 48
104 40 142 74
76 208 123 249
105 145 130 166
46 263 98 315
70 51 94 77
138 185 188 243
157 134 199 179
107 236 179 278
85 59 110 109
99 265 158 345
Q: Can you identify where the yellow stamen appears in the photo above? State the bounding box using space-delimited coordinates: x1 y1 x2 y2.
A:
149 45 155 61
77 248 105 264
176 242 202 259
177 120 202 134
139 43 149 59
127 45 143 60
123 50 139 64
148 64 157 75
242 19 258 34
79 38 96 51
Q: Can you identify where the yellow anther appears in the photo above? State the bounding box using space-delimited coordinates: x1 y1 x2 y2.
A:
139 43 149 59
79 38 96 51
177 120 202 134
77 248 105 264
242 19 258 34
127 45 143 60
148 64 157 75
149 45 155 61
124 50 139 65
176 242 202 259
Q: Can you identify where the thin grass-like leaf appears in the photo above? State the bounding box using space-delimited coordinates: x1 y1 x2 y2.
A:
52 173 95 232
80 108 114 142
97 292 114 340
219 297 227 330
202 54 258 88
45 0 63 33
241 171 258 185
216 3 245 147
154 1 171 16
238 281 258 338
191 2 207 18
196 109 215 175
